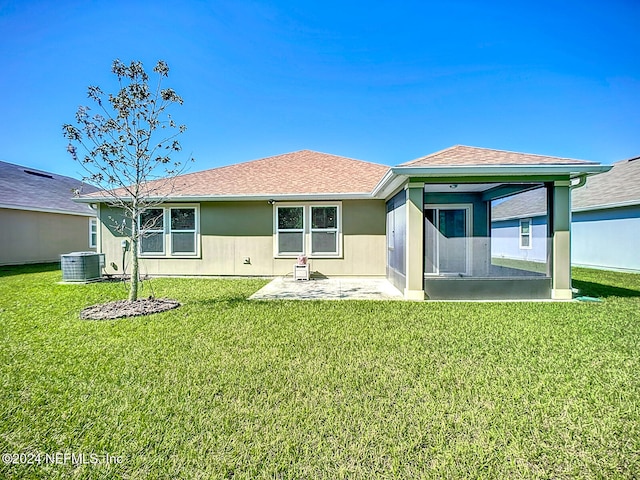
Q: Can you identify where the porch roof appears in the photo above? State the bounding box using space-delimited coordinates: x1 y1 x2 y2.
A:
373 146 611 199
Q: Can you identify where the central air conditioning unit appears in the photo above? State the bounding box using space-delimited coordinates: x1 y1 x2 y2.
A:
60 252 105 282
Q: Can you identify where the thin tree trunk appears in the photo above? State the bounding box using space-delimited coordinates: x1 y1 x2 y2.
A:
129 215 139 301
129 238 139 301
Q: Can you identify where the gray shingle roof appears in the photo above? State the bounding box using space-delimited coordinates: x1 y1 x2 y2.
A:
492 156 640 220
84 150 391 199
401 145 597 167
572 156 640 211
0 160 97 216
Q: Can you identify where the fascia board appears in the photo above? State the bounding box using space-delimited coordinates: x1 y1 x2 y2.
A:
392 165 612 177
73 192 375 203
0 203 95 217
371 173 408 199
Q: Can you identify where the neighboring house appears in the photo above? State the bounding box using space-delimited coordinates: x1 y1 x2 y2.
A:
492 156 640 273
0 161 98 266
78 146 610 300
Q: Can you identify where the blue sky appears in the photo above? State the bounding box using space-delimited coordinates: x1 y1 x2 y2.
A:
1 0 639 178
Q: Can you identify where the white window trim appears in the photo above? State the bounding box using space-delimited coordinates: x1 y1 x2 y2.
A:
519 218 532 250
273 202 343 258
310 205 340 257
139 207 166 256
169 207 199 256
139 204 200 258
89 218 97 249
275 205 305 256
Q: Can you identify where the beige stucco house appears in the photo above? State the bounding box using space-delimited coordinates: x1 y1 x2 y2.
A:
79 147 610 300
0 161 98 266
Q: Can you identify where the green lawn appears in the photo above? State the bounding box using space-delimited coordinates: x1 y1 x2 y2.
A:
1 264 639 479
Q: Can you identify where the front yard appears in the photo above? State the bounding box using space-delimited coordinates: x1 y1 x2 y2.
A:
1 264 639 479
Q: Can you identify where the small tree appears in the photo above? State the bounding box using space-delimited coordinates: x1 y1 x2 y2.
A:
63 59 191 301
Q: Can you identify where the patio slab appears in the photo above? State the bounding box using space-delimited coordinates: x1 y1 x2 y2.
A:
249 277 404 301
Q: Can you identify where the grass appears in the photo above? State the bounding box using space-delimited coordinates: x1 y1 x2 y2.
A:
491 257 548 274
1 264 639 479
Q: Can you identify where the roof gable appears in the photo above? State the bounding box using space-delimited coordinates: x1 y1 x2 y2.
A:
402 145 597 167
0 161 97 215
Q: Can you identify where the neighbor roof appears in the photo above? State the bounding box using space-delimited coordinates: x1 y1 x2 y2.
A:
86 150 391 200
572 156 640 211
491 155 640 220
0 160 97 215
491 188 547 220
401 145 598 167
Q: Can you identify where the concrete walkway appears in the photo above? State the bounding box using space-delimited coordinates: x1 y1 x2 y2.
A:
249 277 404 301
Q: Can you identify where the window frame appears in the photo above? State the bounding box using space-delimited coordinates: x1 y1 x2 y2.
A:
89 218 97 249
310 205 340 256
169 207 198 256
139 207 166 256
519 218 532 250
275 205 306 256
273 202 342 259
138 204 200 258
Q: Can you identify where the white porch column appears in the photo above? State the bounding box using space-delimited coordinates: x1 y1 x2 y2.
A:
405 182 425 300
551 180 572 299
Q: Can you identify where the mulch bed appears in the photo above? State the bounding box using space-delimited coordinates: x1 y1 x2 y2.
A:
80 297 181 320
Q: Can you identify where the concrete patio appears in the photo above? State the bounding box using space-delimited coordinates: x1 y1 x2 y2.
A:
249 277 404 301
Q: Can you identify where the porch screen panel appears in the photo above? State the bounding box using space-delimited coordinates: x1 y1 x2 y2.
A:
438 209 467 273
424 209 437 274
425 207 468 275
386 191 406 276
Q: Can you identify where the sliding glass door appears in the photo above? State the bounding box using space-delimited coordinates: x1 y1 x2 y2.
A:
425 205 471 276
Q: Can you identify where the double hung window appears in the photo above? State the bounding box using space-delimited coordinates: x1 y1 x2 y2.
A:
139 205 199 256
311 206 338 255
275 204 341 257
519 218 532 249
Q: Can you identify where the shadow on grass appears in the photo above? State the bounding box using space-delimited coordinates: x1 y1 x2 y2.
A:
0 262 60 278
192 295 249 308
572 280 640 299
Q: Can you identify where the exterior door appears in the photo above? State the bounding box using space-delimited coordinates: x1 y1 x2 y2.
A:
424 205 471 275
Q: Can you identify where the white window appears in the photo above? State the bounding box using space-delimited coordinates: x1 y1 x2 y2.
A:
276 206 305 255
139 205 199 257
274 203 341 258
519 218 532 249
170 208 197 255
311 206 338 255
89 218 97 248
140 208 165 255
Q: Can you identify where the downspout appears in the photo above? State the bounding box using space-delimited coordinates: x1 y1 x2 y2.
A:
570 175 587 190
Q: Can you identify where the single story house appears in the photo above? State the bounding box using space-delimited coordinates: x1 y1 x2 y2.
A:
491 155 640 273
79 146 610 300
0 160 98 266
